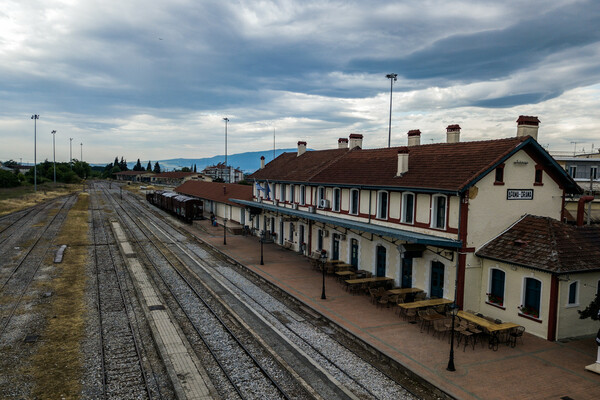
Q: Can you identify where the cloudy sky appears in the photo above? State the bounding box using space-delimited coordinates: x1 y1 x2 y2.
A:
2 0 599 165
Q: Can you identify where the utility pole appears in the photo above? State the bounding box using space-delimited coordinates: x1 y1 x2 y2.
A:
69 138 73 168
31 114 39 192
80 142 83 161
51 130 57 183
223 117 229 183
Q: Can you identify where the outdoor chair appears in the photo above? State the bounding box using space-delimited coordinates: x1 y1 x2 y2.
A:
388 294 399 310
457 321 475 351
418 310 434 333
395 298 405 315
467 322 484 347
404 306 417 323
377 294 389 309
432 318 451 340
508 326 525 348
369 288 381 304
414 292 426 301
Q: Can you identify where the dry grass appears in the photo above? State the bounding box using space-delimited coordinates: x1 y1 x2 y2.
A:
26 193 89 399
0 184 81 217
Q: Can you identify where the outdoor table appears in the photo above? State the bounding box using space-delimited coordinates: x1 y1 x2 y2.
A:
328 259 344 265
387 287 424 295
398 298 453 309
335 270 355 283
335 263 353 272
457 311 519 351
345 276 393 290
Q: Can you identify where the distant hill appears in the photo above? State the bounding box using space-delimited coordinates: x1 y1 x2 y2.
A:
94 148 305 173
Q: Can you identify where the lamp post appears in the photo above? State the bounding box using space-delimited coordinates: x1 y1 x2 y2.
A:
260 230 265 265
386 73 397 148
51 130 56 184
31 115 39 192
320 250 327 300
223 218 227 245
69 138 73 168
447 304 458 371
223 117 229 183
80 142 83 161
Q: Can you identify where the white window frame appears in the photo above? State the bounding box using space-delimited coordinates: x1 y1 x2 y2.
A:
299 185 306 205
567 280 579 307
332 188 341 212
317 186 325 205
520 277 543 319
568 165 576 178
487 267 506 306
280 183 286 202
350 189 359 215
377 190 388 220
591 166 598 180
290 184 295 203
401 192 415 224
431 194 447 230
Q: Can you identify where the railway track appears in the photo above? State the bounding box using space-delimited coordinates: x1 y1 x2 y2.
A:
98 183 313 399
0 195 77 340
97 182 420 399
90 192 162 400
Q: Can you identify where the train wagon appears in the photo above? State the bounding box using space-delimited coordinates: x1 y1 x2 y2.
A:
146 190 203 222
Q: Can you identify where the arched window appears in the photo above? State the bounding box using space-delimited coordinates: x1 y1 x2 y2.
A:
350 189 359 215
377 191 388 219
487 268 505 306
401 192 415 224
521 277 541 319
567 281 579 306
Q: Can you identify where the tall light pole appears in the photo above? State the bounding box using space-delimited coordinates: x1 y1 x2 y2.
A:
31 115 39 192
80 142 83 161
51 130 57 184
223 117 229 183
571 141 577 157
69 138 73 168
386 73 398 148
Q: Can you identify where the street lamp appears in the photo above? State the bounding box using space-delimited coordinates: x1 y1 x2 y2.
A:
31 115 39 192
223 117 229 183
223 218 228 245
320 250 327 300
260 230 265 265
51 130 57 184
386 73 397 148
80 142 83 161
447 304 458 371
69 138 73 168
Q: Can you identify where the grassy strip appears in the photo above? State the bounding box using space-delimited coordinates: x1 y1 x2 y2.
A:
0 183 81 216
28 193 90 399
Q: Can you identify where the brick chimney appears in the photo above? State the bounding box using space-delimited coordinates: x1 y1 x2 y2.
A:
407 129 421 146
516 116 540 141
338 138 348 149
349 133 363 149
260 156 265 169
297 141 307 156
396 148 409 176
446 124 461 143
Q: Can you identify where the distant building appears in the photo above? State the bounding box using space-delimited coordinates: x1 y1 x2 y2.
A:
202 163 244 183
150 171 209 186
554 154 599 223
113 170 154 182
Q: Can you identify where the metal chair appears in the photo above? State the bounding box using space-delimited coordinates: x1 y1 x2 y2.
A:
508 326 525 348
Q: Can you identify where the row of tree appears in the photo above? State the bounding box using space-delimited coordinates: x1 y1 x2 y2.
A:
100 157 198 178
0 159 92 188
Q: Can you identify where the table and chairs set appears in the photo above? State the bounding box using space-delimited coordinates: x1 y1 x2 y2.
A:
305 255 525 352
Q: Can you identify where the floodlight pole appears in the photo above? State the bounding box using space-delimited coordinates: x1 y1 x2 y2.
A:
31 115 39 192
386 73 397 148
69 138 73 168
51 130 57 183
80 142 83 161
223 117 229 183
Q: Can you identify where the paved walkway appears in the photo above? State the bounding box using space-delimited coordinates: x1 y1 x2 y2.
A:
188 220 600 400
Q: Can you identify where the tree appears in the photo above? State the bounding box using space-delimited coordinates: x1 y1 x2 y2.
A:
114 157 119 168
146 161 152 171
181 167 191 172
194 164 197 173
133 159 143 171
153 161 161 173
580 293 600 321
0 169 20 187
119 157 128 171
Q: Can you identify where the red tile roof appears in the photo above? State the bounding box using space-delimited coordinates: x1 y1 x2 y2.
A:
250 136 580 192
114 170 154 175
476 215 600 273
174 181 252 206
153 171 198 179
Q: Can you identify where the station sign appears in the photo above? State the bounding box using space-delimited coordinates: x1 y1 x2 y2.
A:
507 189 534 200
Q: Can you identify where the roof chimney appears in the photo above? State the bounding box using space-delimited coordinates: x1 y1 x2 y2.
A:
396 148 409 176
407 129 421 146
260 156 265 169
338 138 348 149
516 116 540 141
349 133 363 149
297 141 307 156
446 124 461 143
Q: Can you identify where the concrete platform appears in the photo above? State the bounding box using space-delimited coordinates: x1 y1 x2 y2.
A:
188 219 600 400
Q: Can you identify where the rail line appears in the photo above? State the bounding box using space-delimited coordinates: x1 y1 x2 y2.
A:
0 195 77 340
97 183 308 399
90 192 158 400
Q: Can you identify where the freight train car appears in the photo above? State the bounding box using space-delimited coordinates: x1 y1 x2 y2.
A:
146 191 203 222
